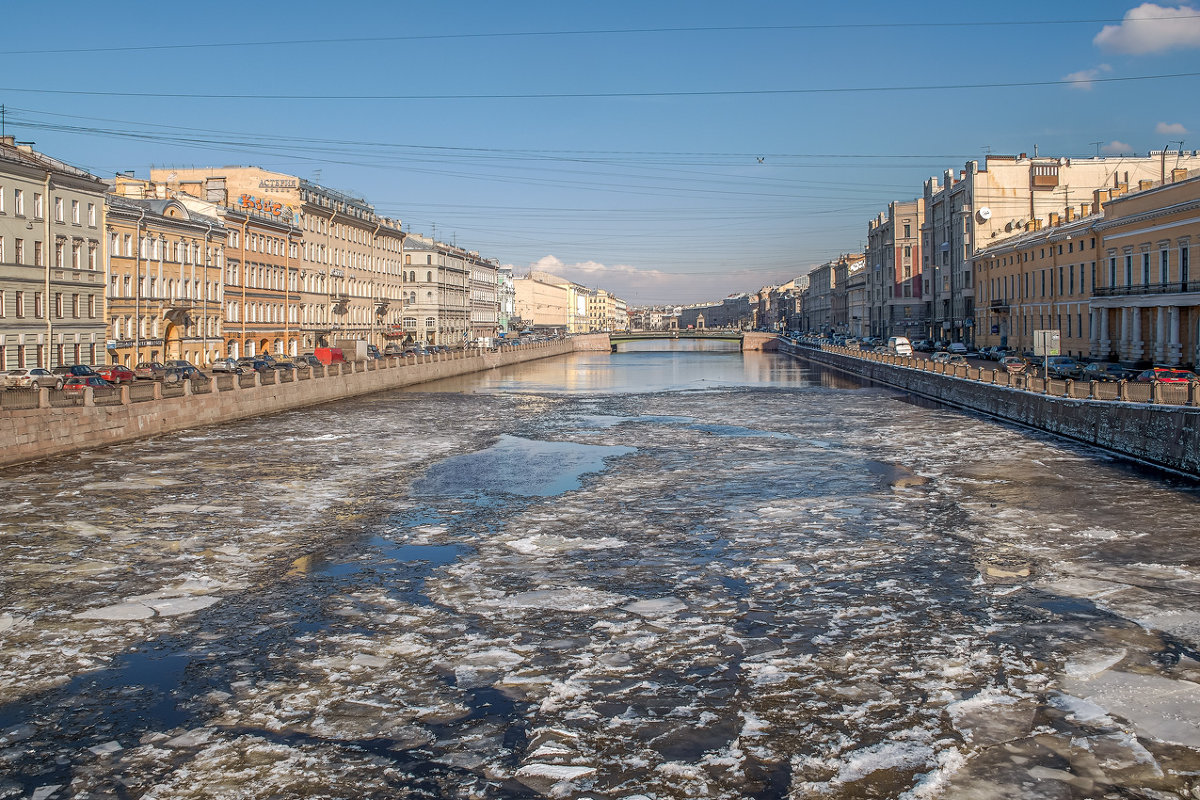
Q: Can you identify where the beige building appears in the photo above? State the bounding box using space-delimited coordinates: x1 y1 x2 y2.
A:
514 274 569 329
866 199 924 339
400 234 474 346
1092 173 1200 367
151 167 405 351
0 137 107 370
923 151 1200 346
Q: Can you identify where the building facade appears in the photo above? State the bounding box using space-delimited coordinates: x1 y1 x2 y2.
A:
151 167 406 351
1092 174 1200 367
866 200 925 339
104 191 227 366
0 137 107 370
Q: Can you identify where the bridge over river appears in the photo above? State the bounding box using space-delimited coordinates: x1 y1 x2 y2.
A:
607 329 778 351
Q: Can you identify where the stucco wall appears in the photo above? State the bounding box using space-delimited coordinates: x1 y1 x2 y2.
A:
782 341 1200 478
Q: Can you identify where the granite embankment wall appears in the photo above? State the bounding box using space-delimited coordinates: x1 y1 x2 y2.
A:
782 340 1200 478
1 337 607 468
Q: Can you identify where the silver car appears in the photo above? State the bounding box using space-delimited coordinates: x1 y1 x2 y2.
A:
3 368 64 390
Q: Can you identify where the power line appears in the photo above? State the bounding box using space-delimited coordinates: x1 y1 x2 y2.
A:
1 70 1197 102
0 15 1191 56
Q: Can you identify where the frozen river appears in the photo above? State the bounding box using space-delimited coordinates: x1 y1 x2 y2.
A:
2 341 1200 799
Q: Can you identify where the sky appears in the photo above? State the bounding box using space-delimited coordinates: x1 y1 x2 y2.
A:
2 1 1198 305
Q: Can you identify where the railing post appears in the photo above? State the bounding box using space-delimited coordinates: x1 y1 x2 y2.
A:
1118 380 1129 402
1088 380 1098 400
153 382 163 400
1151 380 1163 405
1064 378 1074 398
183 378 193 397
120 385 131 405
83 387 95 407
38 387 50 408
252 372 262 388
1190 380 1200 408
209 377 219 394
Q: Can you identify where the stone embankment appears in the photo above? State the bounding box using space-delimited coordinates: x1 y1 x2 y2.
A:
781 339 1200 478
0 335 611 469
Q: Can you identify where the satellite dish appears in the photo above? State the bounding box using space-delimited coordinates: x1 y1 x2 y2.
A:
1014 218 1027 228
976 207 992 222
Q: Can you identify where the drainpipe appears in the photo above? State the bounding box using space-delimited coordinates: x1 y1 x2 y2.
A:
203 222 213 364
241 215 249 357
134 207 145 364
42 172 52 366
284 226 293 356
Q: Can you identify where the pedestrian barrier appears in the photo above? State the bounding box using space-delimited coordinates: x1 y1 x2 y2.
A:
798 341 1200 408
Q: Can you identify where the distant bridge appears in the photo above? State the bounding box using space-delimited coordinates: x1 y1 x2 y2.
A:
606 330 778 352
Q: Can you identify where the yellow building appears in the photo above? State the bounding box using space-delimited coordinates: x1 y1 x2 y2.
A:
975 209 1101 358
104 191 226 367
1093 173 1200 367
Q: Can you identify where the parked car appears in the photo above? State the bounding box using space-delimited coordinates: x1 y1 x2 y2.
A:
52 365 100 381
95 364 136 385
270 360 299 372
133 362 170 381
296 354 323 369
999 355 1028 374
946 342 969 355
911 339 935 352
1045 356 1084 379
235 357 272 373
177 365 208 381
366 344 383 359
3 368 64 390
931 352 967 366
163 359 194 370
383 344 404 356
211 358 245 375
1134 367 1198 383
62 375 117 398
1080 362 1132 382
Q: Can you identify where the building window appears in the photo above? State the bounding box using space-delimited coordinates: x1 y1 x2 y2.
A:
14 189 24 216
87 203 96 226
34 292 43 319
1183 245 1191 284
88 295 96 318
71 200 79 224
1124 255 1133 286
54 292 63 318
1142 252 1151 285
1160 249 1169 284
15 291 24 317
54 196 64 222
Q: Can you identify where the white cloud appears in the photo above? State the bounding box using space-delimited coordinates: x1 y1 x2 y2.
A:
1156 121 1189 134
1094 3 1200 54
1102 140 1134 154
1064 64 1112 90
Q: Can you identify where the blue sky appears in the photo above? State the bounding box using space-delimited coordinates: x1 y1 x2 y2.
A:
2 1 1198 304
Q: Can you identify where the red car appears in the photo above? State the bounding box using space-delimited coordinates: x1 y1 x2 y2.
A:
95 364 135 385
1134 367 1197 383
61 376 118 398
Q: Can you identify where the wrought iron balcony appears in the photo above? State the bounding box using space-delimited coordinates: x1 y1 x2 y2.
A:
1093 280 1200 298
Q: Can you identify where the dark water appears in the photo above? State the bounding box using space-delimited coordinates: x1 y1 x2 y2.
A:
1 341 1199 799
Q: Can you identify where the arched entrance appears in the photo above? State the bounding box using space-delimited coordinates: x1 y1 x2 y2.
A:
164 322 182 360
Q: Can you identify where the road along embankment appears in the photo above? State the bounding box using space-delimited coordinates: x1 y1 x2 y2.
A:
0 338 604 469
781 340 1200 479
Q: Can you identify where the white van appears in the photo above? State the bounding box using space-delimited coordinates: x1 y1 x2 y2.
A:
887 336 913 356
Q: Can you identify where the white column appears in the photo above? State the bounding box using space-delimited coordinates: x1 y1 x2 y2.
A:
1130 307 1144 361
1168 306 1182 365
1155 306 1168 363
1119 307 1131 361
1098 307 1111 360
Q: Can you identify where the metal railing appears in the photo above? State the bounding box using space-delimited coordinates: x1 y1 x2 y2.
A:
789 339 1200 407
1 341 566 413
1093 279 1200 297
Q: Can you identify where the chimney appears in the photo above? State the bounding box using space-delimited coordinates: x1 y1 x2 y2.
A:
1080 202 1092 216
1049 212 1060 227
1019 153 1027 160
1172 167 1189 182
1138 179 1154 191
204 176 227 204
1032 218 1043 231
0 135 13 148
1065 207 1076 222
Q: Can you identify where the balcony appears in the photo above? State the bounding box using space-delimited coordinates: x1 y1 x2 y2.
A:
1093 280 1200 298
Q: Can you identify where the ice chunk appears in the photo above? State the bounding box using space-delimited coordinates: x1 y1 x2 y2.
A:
1064 671 1200 746
622 597 687 617
31 786 62 800
74 602 155 621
